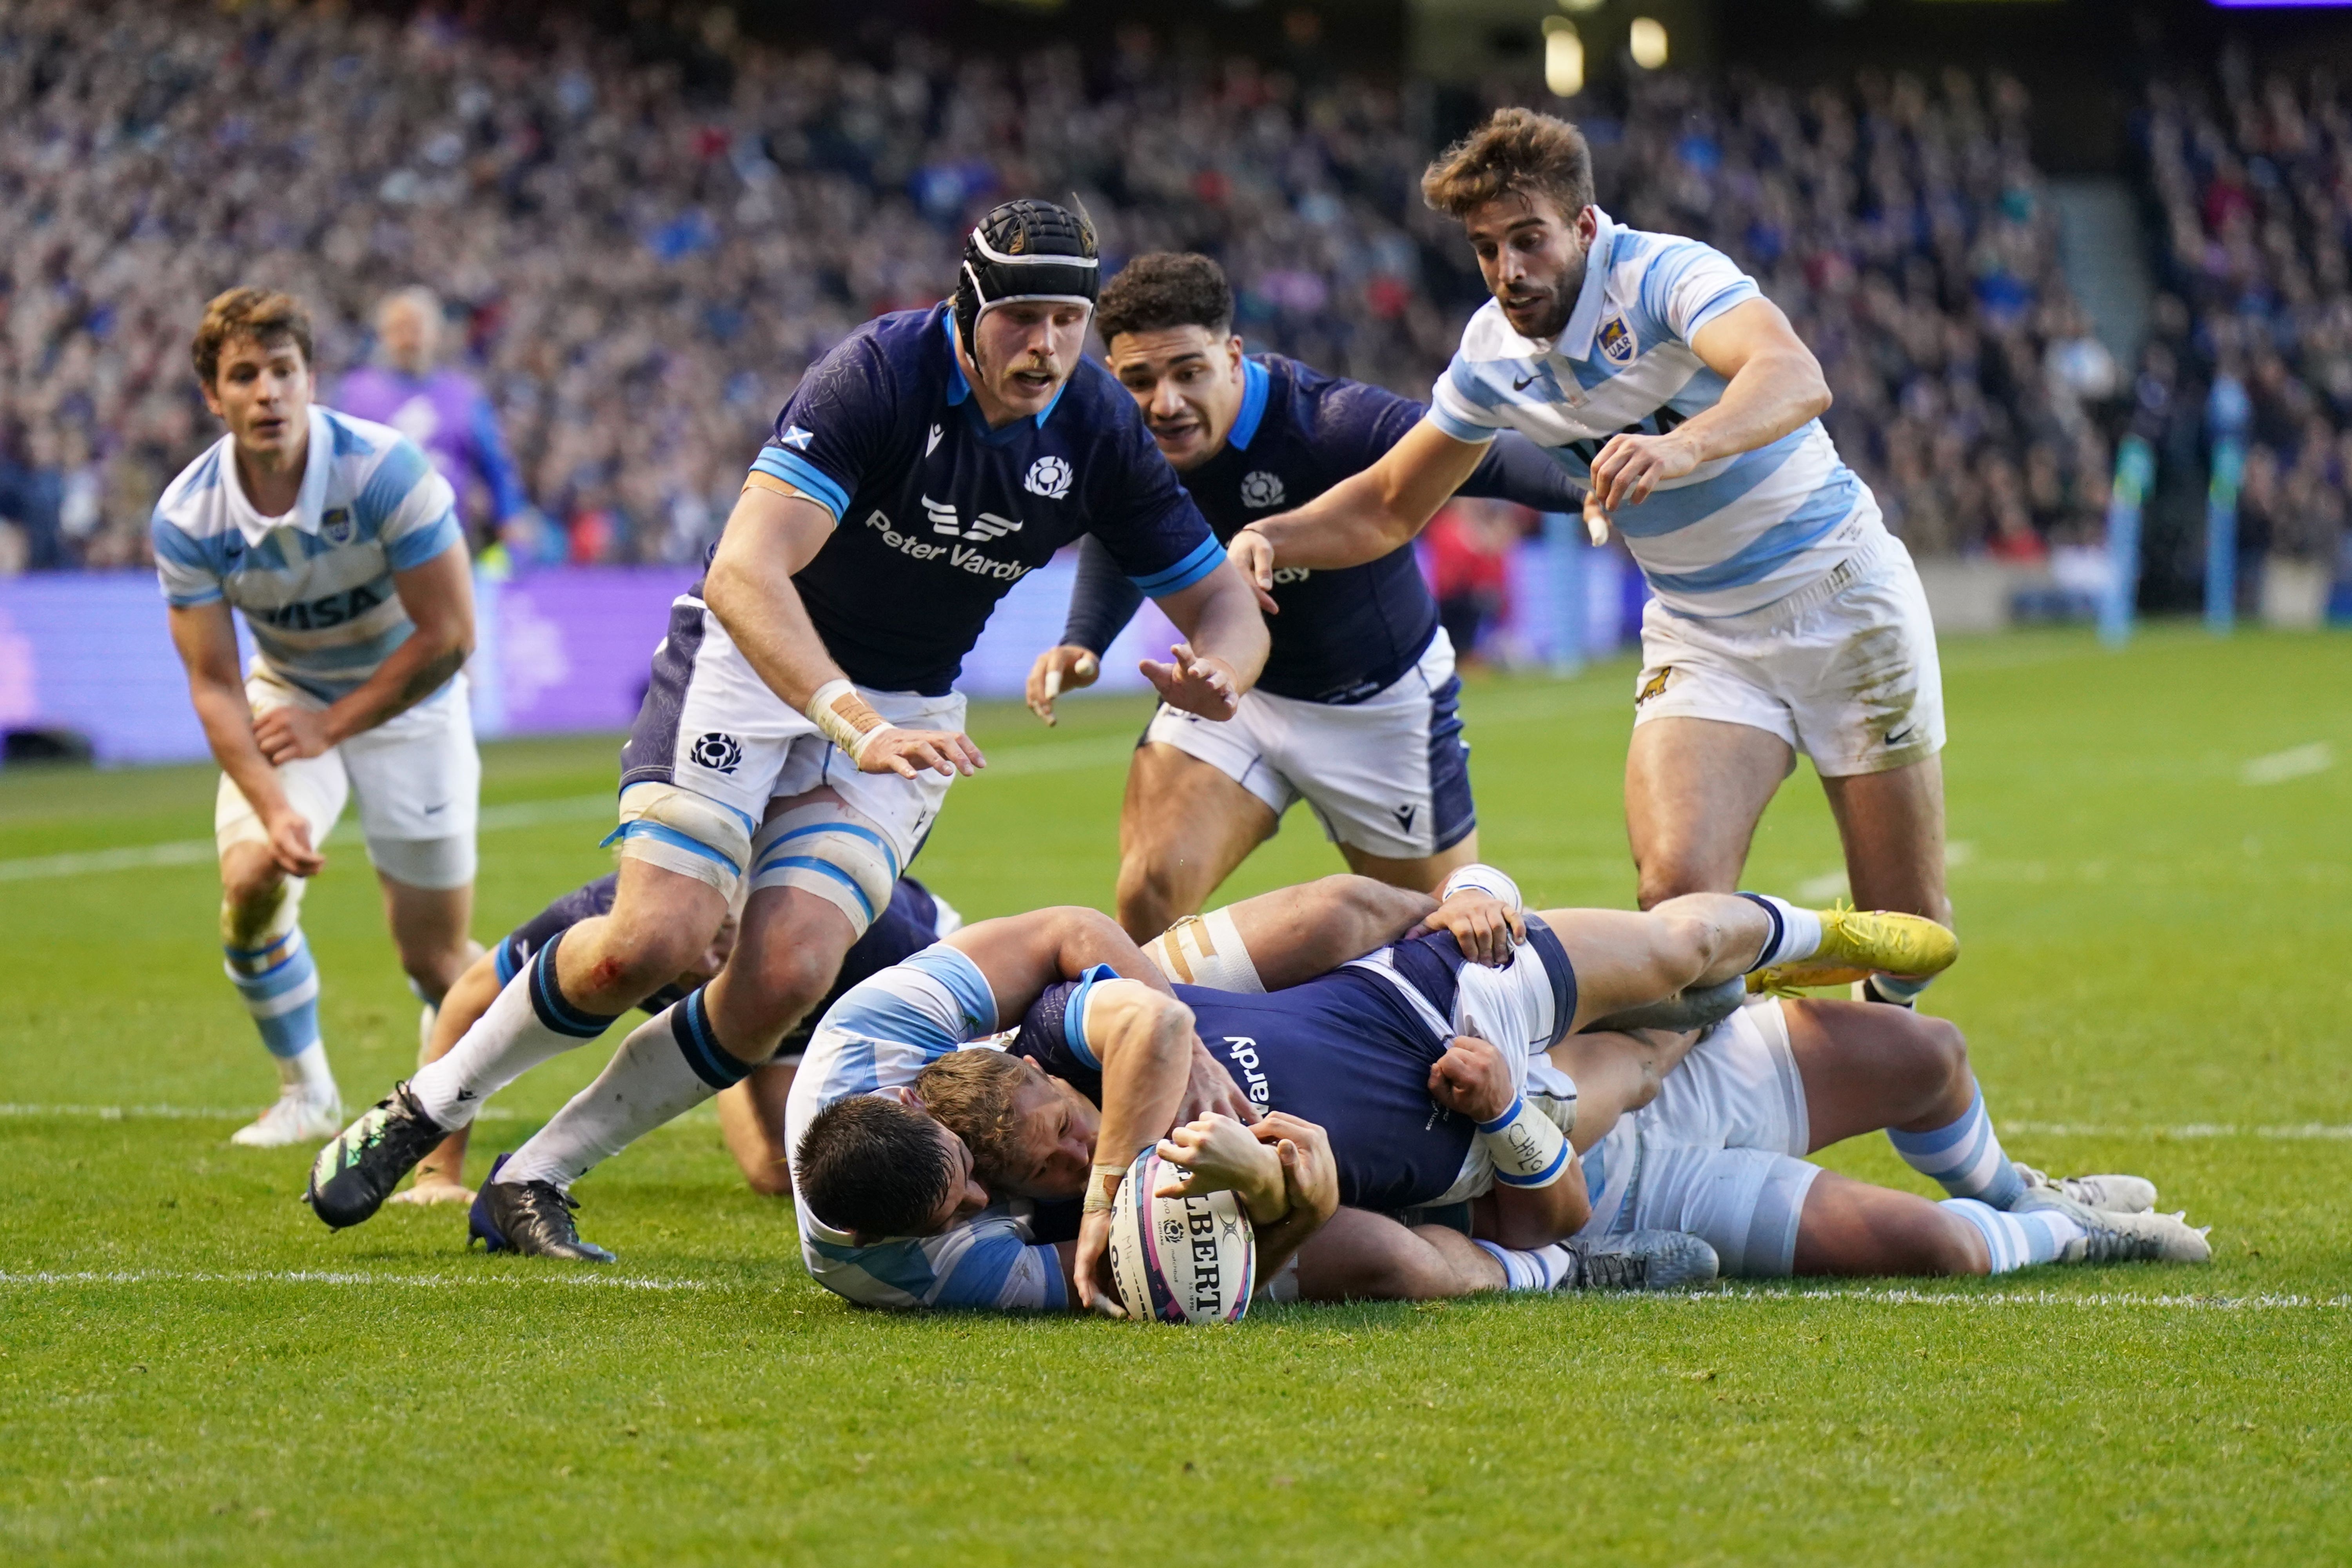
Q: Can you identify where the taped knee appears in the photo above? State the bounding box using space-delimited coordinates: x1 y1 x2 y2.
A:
221 873 305 953
748 802 900 935
604 783 754 898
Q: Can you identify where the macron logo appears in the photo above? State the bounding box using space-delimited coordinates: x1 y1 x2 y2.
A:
780 425 814 451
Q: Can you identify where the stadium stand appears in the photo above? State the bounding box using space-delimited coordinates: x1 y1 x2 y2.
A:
2139 60 2351 620
0 1 2174 578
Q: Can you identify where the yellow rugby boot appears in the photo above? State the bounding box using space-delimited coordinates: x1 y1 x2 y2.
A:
1748 905 1958 992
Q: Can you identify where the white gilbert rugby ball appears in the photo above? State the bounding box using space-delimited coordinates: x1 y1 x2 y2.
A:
1105 1147 1255 1324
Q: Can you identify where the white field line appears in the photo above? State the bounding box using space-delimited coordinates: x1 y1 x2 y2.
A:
0 793 615 883
1677 1286 2352 1312
0 1102 523 1122
0 1269 706 1292
2242 742 2334 786
0 735 1138 884
0 1270 2343 1313
4 1104 2341 1140
1999 1119 2352 1141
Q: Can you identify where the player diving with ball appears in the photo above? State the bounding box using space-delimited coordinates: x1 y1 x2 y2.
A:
785 871 1989 1312
308 198 1270 1255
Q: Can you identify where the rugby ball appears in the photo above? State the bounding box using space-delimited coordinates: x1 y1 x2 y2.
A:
1105 1146 1255 1324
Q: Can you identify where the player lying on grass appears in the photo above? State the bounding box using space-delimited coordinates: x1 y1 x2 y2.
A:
787 868 1950 1308
1534 991 2209 1283
895 956 2208 1303
337 872 959 1213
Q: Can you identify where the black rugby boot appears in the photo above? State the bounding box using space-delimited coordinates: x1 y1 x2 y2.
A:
468 1154 616 1263
305 1082 451 1229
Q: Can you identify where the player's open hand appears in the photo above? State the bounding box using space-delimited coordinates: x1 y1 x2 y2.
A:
263 808 325 878
1226 528 1281 615
1587 429 1701 513
252 704 333 766
1024 644 1100 727
1420 888 1524 967
1178 1038 1260 1125
1427 1027 1514 1125
1140 642 1240 721
857 726 985 779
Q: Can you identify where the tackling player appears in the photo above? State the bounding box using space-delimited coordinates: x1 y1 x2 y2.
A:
308 200 1269 1255
1232 109 1954 1004
1026 254 1584 936
334 871 956 1212
786 870 1951 1309
156 288 478 1147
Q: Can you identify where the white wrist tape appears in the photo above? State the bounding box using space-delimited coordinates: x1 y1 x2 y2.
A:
1478 1094 1572 1189
1441 863 1522 912
805 679 894 762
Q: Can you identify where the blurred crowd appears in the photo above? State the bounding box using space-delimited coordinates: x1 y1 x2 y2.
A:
2141 62 2352 617
0 0 2339 602
0 0 1451 570
1593 68 2118 565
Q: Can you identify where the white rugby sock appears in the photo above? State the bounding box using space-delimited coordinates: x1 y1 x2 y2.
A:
1942 1198 2082 1274
1737 895 1824 970
276 1040 338 1105
1472 1240 1573 1291
495 990 754 1189
410 931 621 1128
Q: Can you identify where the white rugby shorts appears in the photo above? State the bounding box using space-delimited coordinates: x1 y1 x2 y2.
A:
1578 997 1822 1278
615 597 957 904
215 665 480 890
1142 629 1474 860
1632 534 1945 777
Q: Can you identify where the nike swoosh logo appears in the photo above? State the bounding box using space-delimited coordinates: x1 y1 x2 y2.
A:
1885 726 1915 747
423 802 448 815
1512 374 1542 392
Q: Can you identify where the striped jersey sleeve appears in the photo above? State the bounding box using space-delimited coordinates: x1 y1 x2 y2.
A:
366 437 464 568
1635 238 1759 347
1428 355 1508 445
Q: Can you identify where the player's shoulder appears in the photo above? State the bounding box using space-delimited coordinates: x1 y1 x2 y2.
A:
317 406 438 514
152 436 235 535
828 306 943 384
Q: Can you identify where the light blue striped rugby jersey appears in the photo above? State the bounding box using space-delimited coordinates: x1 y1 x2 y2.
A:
782 944 1071 1312
152 406 463 703
1427 208 1889 619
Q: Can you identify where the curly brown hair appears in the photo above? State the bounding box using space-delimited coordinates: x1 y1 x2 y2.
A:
913 1050 1040 1189
1421 107 1595 223
191 286 313 387
1096 252 1235 345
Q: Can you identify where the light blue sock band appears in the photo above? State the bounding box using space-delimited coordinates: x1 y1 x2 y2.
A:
1887 1083 2026 1210
1943 1198 2070 1275
225 929 321 1060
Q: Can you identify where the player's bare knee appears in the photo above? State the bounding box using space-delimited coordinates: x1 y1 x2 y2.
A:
1923 1207 1991 1276
1114 856 1186 940
1325 874 1436 944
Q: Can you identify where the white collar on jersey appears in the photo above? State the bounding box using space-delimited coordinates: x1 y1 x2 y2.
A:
218 406 335 549
1552 205 1623 363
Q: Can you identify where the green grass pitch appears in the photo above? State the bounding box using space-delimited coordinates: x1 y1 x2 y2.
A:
4 625 2349 1565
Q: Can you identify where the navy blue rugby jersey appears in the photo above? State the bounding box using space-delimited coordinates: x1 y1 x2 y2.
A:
495 872 946 1034
1011 935 1487 1214
741 305 1224 697
1062 354 1584 703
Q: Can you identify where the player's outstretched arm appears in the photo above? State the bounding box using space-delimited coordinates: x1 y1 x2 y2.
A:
1138 557 1270 720
706 482 983 779
1586 298 1830 513
1232 417 1491 589
254 543 475 765
166 600 323 878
